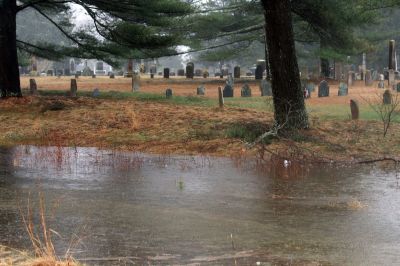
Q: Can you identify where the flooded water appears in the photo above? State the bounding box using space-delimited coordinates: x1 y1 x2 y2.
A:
0 146 400 265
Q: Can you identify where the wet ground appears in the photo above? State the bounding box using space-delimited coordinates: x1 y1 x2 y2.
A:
0 146 400 265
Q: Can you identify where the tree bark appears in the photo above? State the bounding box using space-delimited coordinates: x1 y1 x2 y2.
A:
262 0 308 129
0 0 21 97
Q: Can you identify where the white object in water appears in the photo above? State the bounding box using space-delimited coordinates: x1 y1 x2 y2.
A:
283 160 290 168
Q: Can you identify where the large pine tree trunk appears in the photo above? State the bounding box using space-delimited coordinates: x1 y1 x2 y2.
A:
0 0 21 97
262 0 308 129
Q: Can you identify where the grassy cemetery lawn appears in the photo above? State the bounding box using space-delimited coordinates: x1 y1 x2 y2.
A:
1 76 399 162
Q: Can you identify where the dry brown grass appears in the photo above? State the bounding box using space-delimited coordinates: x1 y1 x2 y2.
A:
2 77 400 161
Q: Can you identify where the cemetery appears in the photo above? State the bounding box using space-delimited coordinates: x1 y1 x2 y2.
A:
2 1 400 265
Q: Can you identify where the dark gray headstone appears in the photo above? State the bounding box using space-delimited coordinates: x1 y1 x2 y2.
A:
166 88 173 99
92 88 100 97
255 65 263 80
46 70 53 76
241 84 251 97
260 79 272 96
383 90 392 104
350 99 359 120
70 79 77 97
110 73 115 79
226 74 234 87
186 62 194 79
338 83 348 96
234 66 240 79
164 68 170 79
203 71 209 78
92 74 96 78
29 79 37 95
177 69 185 76
197 85 205 95
223 84 234 97
318 80 329 97
194 69 203 77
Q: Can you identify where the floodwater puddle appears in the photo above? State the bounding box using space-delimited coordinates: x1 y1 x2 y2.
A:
0 146 400 265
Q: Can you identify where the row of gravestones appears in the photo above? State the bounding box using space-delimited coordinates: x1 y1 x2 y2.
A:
162 64 264 80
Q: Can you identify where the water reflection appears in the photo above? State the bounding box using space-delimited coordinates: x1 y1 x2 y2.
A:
0 146 399 265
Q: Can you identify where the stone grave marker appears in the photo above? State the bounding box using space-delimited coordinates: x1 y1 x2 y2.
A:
70 79 77 97
132 73 140 92
109 73 115 79
164 68 170 79
197 85 205 95
218 87 224 108
372 70 378 81
350 99 359 120
365 70 373 86
177 69 185 76
378 74 385 89
92 74 96 78
306 82 315 95
260 79 272 96
338 82 348 96
241 83 251 97
397 83 400 93
255 65 263 80
29 79 37 95
203 71 209 78
186 62 194 79
92 88 100 97
234 66 240 79
318 80 329 97
223 84 234 98
347 71 353 87
388 70 395 87
166 88 173 99
226 74 234 87
383 90 392 104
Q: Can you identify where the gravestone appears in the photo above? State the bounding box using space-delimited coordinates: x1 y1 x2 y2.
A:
255 65 263 80
46 70 53 76
365 70 373 86
226 74 234 87
218 87 224 108
166 88 173 99
383 90 392 104
92 74 96 78
197 85 205 95
260 79 272 96
223 84 234 98
186 62 194 79
350 99 359 120
347 71 353 87
203 71 209 78
397 83 400 93
29 79 37 95
92 88 100 97
177 69 185 76
234 66 240 79
164 68 170 79
306 82 315 96
70 79 77 97
194 69 203 77
74 73 79 79
338 83 348 96
378 74 385 89
388 69 395 87
109 73 115 79
82 66 92 76
132 73 140 92
241 84 251 97
372 70 378 81
318 80 329 97
150 73 154 79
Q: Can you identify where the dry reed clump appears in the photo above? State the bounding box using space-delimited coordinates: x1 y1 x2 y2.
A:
19 193 83 266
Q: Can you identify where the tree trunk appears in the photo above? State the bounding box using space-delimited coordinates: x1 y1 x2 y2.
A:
0 0 21 97
262 0 308 129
